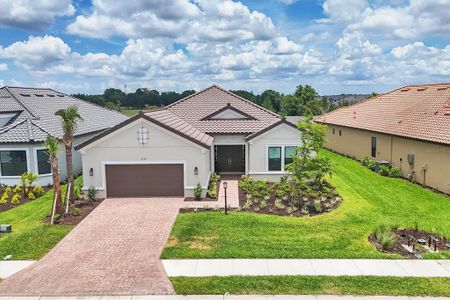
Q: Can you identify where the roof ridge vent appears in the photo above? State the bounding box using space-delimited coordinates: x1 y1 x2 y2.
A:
417 87 427 91
437 87 448 91
400 88 410 92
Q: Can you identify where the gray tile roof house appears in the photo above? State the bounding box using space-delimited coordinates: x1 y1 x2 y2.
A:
76 85 302 199
0 86 128 186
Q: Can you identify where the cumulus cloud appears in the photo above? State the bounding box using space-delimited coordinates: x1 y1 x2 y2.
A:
323 0 450 39
0 0 74 31
67 0 276 42
0 63 7 71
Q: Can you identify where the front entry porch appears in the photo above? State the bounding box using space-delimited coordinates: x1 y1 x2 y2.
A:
214 145 245 174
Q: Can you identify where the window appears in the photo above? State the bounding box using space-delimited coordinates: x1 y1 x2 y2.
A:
36 149 51 175
284 146 296 165
0 150 27 176
371 137 377 157
332 128 335 135
268 146 282 171
339 130 342 136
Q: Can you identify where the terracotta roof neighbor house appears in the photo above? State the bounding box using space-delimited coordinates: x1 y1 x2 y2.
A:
315 83 450 145
315 82 450 194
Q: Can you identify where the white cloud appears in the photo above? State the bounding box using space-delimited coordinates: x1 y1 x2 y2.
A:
279 0 299 4
0 0 74 30
0 63 7 71
1 35 71 70
336 31 382 59
323 0 369 23
67 0 276 43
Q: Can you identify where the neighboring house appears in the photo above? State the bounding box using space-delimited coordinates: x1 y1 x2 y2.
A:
0 86 128 186
315 83 450 194
76 85 301 198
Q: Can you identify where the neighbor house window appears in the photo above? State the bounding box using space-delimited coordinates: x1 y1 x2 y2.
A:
371 137 377 158
284 146 296 165
339 130 342 136
36 149 51 175
332 128 335 135
268 147 282 171
0 150 27 176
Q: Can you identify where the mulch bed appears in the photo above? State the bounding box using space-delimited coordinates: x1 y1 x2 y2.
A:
238 183 341 217
0 186 52 213
44 199 104 225
369 228 450 258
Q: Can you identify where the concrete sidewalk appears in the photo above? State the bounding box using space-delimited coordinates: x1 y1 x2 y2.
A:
163 259 450 277
0 260 35 279
0 295 449 299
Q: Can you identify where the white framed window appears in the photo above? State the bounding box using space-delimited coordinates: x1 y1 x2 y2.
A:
266 145 298 172
34 147 51 175
0 149 29 177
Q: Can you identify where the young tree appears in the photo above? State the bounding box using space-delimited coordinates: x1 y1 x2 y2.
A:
55 105 82 212
44 136 64 224
286 117 332 190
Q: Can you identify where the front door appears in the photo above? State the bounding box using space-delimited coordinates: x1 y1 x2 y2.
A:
215 145 245 173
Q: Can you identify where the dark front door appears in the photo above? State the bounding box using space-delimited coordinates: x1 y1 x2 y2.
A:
215 145 245 173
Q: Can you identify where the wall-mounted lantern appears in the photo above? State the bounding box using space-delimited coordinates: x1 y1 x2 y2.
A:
194 166 198 175
137 126 149 145
89 168 94 176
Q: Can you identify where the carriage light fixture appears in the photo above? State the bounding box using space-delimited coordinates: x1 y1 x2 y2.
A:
194 167 198 175
137 126 149 144
89 168 94 176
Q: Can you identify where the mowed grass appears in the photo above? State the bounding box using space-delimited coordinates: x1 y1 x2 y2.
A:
162 150 450 259
171 276 450 296
0 179 82 260
121 109 140 116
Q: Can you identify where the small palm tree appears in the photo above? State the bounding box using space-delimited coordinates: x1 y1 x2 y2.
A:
55 105 82 211
43 136 64 224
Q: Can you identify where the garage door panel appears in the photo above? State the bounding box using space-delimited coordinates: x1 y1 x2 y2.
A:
105 164 184 197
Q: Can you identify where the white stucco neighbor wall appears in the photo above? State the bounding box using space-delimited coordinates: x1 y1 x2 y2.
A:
248 123 301 181
80 118 210 198
0 133 96 186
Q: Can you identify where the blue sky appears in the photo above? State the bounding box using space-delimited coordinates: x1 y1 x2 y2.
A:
0 0 449 95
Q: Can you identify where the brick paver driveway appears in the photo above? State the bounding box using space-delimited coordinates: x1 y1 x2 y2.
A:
0 198 184 296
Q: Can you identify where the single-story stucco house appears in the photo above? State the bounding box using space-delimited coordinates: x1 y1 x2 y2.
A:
0 86 128 186
76 85 301 198
315 83 450 194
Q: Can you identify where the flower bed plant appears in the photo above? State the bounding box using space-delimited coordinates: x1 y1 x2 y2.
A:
238 175 341 217
0 172 47 213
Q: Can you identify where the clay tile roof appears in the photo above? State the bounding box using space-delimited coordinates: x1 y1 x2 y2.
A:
166 85 281 134
315 83 450 145
144 109 214 147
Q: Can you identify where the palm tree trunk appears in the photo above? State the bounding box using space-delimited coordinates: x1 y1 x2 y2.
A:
65 142 75 204
50 162 64 224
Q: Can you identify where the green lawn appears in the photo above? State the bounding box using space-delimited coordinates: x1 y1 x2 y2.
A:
171 276 450 296
162 150 450 259
121 109 140 116
0 181 79 260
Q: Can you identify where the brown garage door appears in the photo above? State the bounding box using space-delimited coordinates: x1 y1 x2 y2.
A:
105 164 184 197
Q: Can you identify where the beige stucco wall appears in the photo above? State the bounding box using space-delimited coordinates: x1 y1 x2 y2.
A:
248 123 301 181
80 118 210 198
324 124 450 194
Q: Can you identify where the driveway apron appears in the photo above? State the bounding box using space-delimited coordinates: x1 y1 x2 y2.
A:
0 198 184 296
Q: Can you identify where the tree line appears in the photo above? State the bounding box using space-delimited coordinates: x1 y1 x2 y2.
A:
73 85 366 116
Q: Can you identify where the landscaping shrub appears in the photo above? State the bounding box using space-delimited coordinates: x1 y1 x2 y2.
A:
70 206 81 216
32 185 45 197
379 165 391 177
361 157 376 171
28 192 36 200
11 193 21 205
74 180 83 200
194 183 202 200
207 173 220 199
87 185 97 202
388 166 401 178
13 185 22 194
373 225 396 250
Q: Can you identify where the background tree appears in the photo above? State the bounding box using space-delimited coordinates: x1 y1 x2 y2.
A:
55 105 82 211
44 136 64 224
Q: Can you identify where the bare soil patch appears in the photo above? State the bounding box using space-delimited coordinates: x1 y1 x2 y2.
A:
44 199 103 225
